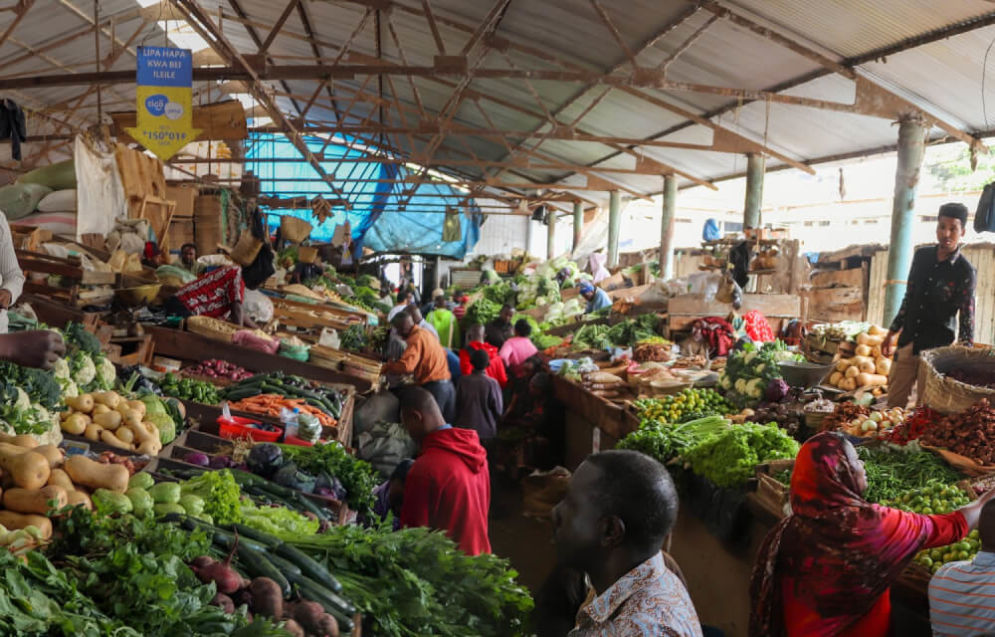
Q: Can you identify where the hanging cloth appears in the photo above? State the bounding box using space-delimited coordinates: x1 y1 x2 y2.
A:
442 206 462 242
0 100 26 161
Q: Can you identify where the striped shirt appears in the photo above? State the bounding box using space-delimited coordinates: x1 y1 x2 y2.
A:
0 213 24 334
929 551 995 636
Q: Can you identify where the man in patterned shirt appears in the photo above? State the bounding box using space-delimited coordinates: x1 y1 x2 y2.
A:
883 202 976 408
553 450 703 636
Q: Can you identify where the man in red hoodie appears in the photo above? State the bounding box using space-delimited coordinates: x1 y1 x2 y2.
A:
458 324 508 388
399 386 491 555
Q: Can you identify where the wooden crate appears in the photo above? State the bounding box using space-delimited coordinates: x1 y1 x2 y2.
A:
115 143 166 200
753 459 794 520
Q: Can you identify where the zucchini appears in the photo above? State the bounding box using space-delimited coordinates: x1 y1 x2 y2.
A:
265 552 303 578
291 573 356 632
236 543 292 598
275 543 342 593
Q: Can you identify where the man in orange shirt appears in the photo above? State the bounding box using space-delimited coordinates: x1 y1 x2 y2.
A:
385 312 455 420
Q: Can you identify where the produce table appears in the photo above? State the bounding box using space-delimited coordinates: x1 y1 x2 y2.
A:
146 325 373 392
552 375 638 468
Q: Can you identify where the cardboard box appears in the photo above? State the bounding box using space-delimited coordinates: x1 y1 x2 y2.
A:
167 184 198 218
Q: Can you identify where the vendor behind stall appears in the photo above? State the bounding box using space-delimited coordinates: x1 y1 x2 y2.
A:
0 213 24 334
164 241 274 329
579 281 612 314
179 243 203 276
485 304 515 349
882 202 976 408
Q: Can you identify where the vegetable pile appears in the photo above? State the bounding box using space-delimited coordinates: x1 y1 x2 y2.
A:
634 388 734 424
919 399 995 465
224 373 344 427
857 444 964 503
159 373 222 404
60 390 167 455
718 341 803 407
683 422 799 488
879 483 978 574
278 442 379 512
827 325 892 392
183 360 254 382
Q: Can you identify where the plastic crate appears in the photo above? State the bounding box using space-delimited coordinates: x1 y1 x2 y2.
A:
218 416 282 442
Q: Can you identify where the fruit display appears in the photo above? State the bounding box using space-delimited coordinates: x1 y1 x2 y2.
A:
633 388 734 424
827 325 892 391
835 407 908 437
881 483 978 574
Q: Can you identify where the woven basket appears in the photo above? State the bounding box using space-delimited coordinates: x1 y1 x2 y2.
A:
281 215 313 243
185 316 238 342
297 246 318 264
919 346 995 414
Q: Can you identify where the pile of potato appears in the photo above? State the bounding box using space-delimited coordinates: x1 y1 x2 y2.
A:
0 433 130 542
828 326 893 393
60 391 163 456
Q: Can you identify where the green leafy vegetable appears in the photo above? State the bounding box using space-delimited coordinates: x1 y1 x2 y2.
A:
278 443 378 512
683 422 799 488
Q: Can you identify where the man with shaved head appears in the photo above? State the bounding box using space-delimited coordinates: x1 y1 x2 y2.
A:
929 499 995 635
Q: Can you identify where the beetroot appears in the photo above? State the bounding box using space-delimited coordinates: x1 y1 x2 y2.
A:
211 592 235 614
316 613 340 637
292 601 326 635
282 619 305 637
190 555 215 569
248 577 283 618
191 537 244 594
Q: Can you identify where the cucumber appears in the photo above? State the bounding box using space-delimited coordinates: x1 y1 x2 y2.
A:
265 552 303 578
226 523 280 548
236 543 292 598
274 543 342 593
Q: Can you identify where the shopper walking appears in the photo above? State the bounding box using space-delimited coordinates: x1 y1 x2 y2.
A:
399 387 490 555
454 349 503 444
882 202 976 408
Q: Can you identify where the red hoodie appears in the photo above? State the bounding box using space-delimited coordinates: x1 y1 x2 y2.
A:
459 341 508 388
400 427 491 555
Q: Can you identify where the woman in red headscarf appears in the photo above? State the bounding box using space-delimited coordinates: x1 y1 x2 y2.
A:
750 432 995 637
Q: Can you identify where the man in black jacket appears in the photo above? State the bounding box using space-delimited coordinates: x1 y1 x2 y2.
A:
883 202 976 408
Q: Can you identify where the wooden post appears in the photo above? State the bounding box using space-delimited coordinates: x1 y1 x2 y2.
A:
608 190 621 268
883 115 928 325
744 153 765 229
572 200 583 253
660 174 677 280
546 212 556 260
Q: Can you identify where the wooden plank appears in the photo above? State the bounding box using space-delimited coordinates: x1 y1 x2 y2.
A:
147 325 373 391
865 248 889 328
668 294 801 333
811 266 865 289
552 375 637 442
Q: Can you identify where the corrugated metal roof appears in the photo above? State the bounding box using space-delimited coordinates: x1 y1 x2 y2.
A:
4 0 995 209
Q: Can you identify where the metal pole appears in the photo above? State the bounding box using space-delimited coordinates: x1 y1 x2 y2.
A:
660 174 677 280
883 115 928 325
743 153 765 229
546 212 556 260
608 190 621 268
572 200 583 253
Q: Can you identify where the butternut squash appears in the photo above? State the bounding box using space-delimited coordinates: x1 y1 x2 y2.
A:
65 394 94 413
66 490 92 510
3 485 68 515
91 404 110 417
857 359 876 374
126 400 147 419
47 469 75 492
0 433 38 449
845 365 860 379
856 332 885 347
61 412 89 435
839 377 857 391
83 423 103 441
1 452 50 490
829 371 843 386
32 444 63 468
114 426 135 445
64 456 128 493
868 325 889 337
93 411 122 431
0 511 52 539
855 344 872 357
835 358 852 373
99 429 130 451
93 392 122 409
856 372 889 388
876 357 892 375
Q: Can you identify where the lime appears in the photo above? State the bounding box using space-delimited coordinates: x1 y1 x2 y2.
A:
920 556 934 568
922 507 934 515
957 541 972 553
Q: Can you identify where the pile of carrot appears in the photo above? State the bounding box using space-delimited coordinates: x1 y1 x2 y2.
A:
228 394 337 428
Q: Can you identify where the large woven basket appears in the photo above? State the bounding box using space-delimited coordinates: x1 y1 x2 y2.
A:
280 215 313 243
919 345 995 414
185 316 238 342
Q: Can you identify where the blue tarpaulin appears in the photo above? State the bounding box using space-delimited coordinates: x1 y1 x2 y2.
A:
246 134 481 258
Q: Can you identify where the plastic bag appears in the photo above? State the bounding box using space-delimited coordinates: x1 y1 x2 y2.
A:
243 288 274 324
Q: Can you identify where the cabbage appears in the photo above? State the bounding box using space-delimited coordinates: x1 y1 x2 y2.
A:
147 412 176 444
766 379 790 402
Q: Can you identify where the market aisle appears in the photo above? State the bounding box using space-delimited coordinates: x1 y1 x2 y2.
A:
489 476 558 594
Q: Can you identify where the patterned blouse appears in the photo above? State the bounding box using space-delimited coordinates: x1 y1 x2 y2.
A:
570 552 703 637
889 245 975 354
176 266 245 319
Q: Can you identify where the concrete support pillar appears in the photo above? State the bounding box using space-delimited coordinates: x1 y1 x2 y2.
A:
744 153 765 229
659 174 677 281
547 213 556 260
432 255 441 291
883 116 928 325
572 200 583 253
608 190 621 268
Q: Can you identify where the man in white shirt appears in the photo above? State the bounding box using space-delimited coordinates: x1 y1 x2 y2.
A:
0 214 25 333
